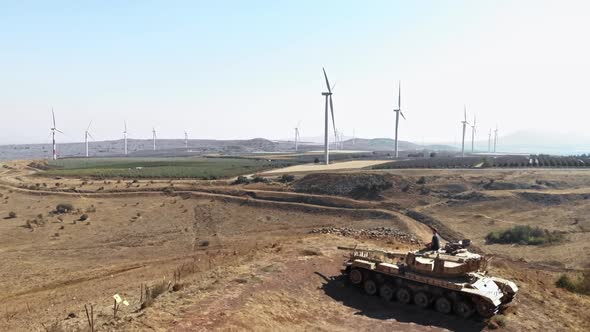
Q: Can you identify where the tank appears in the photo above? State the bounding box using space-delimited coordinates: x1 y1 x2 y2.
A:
339 240 518 318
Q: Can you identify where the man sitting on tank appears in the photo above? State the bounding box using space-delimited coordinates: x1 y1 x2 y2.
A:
424 227 441 251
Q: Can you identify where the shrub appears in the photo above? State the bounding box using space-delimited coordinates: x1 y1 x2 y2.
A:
279 174 295 183
485 225 563 245
79 214 89 221
251 176 267 183
416 176 426 185
162 187 175 195
556 273 590 295
55 203 74 214
233 176 250 185
7 211 16 218
314 158 320 164
430 152 437 158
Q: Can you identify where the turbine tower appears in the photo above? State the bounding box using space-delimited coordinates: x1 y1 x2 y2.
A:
152 127 157 151
470 115 477 153
488 129 492 152
84 121 94 158
294 125 300 152
393 81 406 159
184 131 188 150
494 125 498 153
321 67 337 165
123 121 128 155
461 106 470 157
49 108 63 160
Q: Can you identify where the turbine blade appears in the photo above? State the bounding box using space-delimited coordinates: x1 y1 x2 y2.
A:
87 120 93 132
55 129 64 134
52 108 56 127
88 132 94 140
322 67 332 93
124 121 127 132
329 95 336 136
400 111 406 120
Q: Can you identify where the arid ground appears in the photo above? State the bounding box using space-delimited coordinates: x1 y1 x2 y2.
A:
0 160 589 331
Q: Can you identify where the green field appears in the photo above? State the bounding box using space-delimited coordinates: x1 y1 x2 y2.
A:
43 157 297 179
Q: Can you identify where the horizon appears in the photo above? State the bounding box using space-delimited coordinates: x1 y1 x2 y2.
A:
2 1 590 146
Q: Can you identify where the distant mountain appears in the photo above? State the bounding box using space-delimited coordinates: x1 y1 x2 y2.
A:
491 130 590 155
342 138 454 152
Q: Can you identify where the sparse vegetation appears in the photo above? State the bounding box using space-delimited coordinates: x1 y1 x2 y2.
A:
79 214 89 221
233 175 250 185
485 225 564 245
556 273 590 295
279 174 295 183
7 211 16 219
55 203 74 214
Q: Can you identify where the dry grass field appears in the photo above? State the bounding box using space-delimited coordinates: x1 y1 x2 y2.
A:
0 160 589 331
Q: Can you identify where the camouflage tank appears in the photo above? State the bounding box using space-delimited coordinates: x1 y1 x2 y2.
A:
339 240 518 318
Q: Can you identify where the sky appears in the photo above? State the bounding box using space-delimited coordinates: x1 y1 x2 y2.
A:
1 0 589 145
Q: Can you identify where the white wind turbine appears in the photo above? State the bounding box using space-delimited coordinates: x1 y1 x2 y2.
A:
184 131 188 150
494 125 499 153
152 127 157 151
470 115 477 153
321 67 337 165
488 128 492 153
49 108 63 160
84 121 94 157
393 81 406 159
123 121 128 155
294 121 301 152
461 106 470 157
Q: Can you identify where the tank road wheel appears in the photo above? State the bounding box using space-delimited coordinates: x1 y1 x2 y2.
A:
454 301 474 318
396 287 412 304
349 269 363 285
413 292 431 309
379 283 395 301
475 300 496 318
364 279 378 296
435 297 452 315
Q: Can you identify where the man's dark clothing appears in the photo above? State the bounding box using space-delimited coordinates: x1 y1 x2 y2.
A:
431 233 441 251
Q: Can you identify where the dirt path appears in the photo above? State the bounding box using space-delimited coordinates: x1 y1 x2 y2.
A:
262 160 392 174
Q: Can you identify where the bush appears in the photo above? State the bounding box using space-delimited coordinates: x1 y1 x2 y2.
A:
279 174 295 183
485 225 563 245
430 152 437 158
233 176 250 185
56 203 74 214
7 211 16 218
79 214 89 221
416 176 426 185
251 176 268 183
314 158 320 164
556 273 590 295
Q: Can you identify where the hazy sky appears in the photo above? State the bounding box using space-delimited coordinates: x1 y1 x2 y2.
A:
1 0 589 144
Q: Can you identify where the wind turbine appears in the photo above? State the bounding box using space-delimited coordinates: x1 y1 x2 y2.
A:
184 131 188 150
152 127 157 151
393 81 406 159
49 108 63 160
321 67 337 165
84 121 94 158
294 122 301 152
494 125 498 153
470 115 477 153
123 121 128 155
461 106 470 157
488 129 492 152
